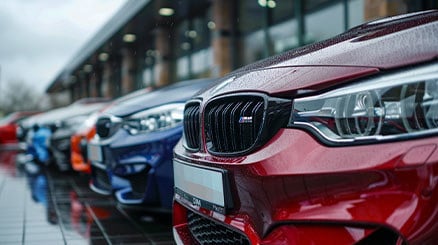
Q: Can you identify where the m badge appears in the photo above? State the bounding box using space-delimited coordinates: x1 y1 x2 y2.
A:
239 116 253 123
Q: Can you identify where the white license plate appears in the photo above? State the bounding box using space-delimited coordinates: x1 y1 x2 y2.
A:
88 144 103 162
173 160 229 214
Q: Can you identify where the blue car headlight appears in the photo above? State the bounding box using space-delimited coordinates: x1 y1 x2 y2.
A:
123 103 185 135
290 62 438 145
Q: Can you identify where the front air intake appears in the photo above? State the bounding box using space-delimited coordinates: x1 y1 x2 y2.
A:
187 210 250 245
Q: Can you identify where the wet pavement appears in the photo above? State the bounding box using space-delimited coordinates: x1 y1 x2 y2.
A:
0 150 174 245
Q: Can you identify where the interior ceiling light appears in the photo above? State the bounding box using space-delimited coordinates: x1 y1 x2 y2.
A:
146 49 157 57
123 34 136 43
159 7 174 16
181 42 191 51
185 30 197 38
98 52 109 62
207 21 216 30
63 75 76 86
258 0 276 8
83 64 93 73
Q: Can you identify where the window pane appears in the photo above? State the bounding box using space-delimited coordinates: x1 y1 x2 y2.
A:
306 2 345 42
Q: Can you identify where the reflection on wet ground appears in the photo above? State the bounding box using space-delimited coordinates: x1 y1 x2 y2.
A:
0 150 174 245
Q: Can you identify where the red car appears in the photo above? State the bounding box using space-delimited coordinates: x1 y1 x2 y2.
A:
172 11 438 245
0 111 38 148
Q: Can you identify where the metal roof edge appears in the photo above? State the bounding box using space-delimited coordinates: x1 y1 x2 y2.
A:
46 0 151 93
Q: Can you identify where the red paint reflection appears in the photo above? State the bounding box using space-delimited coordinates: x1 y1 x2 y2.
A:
0 150 20 176
70 191 110 239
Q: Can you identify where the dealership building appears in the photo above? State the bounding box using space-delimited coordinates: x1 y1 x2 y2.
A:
45 0 437 105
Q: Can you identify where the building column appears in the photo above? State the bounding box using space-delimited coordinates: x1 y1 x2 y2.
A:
121 47 137 95
364 0 407 21
73 79 81 101
211 0 242 77
101 56 121 99
95 64 103 97
155 26 176 87
70 85 76 102
136 55 146 89
78 71 90 98
75 71 84 101
101 61 113 98
112 58 122 97
69 85 74 103
89 72 98 98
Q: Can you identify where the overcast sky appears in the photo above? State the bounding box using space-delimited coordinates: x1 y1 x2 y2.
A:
0 0 127 97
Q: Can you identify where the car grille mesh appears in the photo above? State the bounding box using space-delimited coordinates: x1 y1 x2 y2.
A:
93 167 111 191
183 102 201 150
205 96 264 154
187 211 250 245
127 167 150 196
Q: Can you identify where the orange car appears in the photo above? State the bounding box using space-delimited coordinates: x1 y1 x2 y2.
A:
70 113 99 174
71 88 153 174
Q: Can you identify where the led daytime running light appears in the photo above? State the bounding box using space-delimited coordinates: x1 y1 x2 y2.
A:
291 63 438 144
123 103 184 135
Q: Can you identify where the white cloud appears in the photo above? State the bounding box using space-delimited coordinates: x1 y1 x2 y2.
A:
0 0 127 95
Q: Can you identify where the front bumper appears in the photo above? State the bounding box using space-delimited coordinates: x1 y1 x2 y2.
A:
90 126 182 209
173 128 438 244
112 127 182 209
89 144 129 195
50 136 71 171
71 134 91 173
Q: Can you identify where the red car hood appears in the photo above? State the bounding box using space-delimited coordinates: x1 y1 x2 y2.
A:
205 66 379 97
204 10 437 98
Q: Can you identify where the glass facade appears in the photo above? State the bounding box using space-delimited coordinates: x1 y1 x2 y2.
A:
176 10 213 81
143 0 367 93
147 0 365 88
142 49 157 88
240 0 363 66
53 0 436 102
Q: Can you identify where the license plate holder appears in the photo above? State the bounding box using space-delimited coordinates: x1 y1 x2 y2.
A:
88 143 103 163
173 160 232 214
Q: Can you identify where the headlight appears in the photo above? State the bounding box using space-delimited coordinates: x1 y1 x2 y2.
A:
123 103 184 135
290 62 438 145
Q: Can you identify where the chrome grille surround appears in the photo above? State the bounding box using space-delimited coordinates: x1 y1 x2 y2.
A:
182 93 291 156
204 93 291 156
183 100 202 151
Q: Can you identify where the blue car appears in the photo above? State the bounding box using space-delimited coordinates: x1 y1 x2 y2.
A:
27 125 52 164
88 78 216 210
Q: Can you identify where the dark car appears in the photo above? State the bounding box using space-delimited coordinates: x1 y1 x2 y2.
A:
88 78 216 211
172 11 438 245
49 98 110 171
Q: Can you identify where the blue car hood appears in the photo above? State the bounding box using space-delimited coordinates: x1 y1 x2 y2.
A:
105 78 216 117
